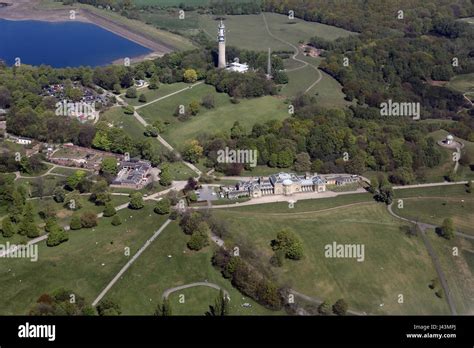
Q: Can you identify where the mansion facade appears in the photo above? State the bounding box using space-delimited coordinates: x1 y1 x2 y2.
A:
221 172 359 199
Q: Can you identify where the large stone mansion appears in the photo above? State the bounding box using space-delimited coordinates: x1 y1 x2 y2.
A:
221 172 359 199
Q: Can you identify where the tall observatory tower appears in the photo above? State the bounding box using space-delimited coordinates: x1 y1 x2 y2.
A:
217 20 226 69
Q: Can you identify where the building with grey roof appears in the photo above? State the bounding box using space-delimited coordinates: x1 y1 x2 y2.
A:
112 159 152 189
221 172 328 199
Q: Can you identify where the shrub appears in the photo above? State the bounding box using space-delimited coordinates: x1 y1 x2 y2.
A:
154 198 171 215
332 299 348 316
103 202 117 217
70 215 82 230
46 227 69 247
80 211 98 228
111 215 122 226
129 193 144 210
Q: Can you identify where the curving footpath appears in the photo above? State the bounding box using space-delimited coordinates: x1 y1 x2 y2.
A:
162 282 229 300
261 13 322 93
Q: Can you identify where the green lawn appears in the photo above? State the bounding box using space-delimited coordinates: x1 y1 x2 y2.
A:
166 286 225 316
198 13 355 52
226 192 374 214
123 82 188 106
213 203 450 315
241 165 291 177
138 83 288 149
394 183 470 199
101 106 147 142
49 166 86 176
103 222 282 315
393 189 474 236
167 161 197 180
0 204 167 315
447 73 474 94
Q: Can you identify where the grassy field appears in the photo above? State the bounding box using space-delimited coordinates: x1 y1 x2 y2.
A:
138 83 288 149
213 203 449 314
447 73 474 94
198 13 355 52
101 106 147 142
426 230 474 314
167 161 196 180
393 184 474 236
394 183 470 198
123 82 188 106
226 192 374 214
48 166 86 176
281 59 349 106
167 286 225 316
0 203 167 315
103 221 282 315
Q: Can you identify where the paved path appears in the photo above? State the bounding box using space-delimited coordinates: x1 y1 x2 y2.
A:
135 81 204 110
126 85 202 177
463 93 473 107
261 13 322 93
392 180 468 190
92 219 172 306
387 204 457 315
162 282 229 300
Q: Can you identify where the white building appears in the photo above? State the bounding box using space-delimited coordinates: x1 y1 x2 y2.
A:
446 134 454 145
16 137 32 145
226 62 249 73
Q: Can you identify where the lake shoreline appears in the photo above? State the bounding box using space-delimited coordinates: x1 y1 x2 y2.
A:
0 0 171 62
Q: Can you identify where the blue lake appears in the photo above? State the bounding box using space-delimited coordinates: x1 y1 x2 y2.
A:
0 19 152 68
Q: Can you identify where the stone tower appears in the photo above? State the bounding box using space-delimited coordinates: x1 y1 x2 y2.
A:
218 20 226 69
267 47 272 78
